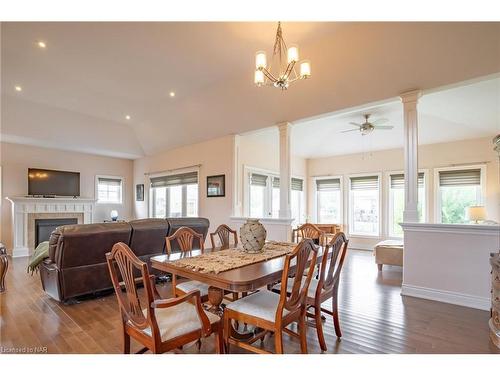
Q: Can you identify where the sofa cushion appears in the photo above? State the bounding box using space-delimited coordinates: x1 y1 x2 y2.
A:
129 218 170 256
57 223 132 268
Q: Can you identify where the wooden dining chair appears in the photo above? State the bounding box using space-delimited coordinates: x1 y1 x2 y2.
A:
210 224 238 250
165 226 209 302
295 223 326 246
272 232 349 351
106 242 223 354
223 239 318 354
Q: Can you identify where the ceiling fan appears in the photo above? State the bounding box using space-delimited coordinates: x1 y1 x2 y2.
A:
341 114 393 135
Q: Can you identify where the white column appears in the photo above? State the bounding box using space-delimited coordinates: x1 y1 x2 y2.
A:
278 122 292 219
400 90 422 223
231 134 242 216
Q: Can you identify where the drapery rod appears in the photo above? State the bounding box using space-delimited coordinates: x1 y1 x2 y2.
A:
144 164 202 176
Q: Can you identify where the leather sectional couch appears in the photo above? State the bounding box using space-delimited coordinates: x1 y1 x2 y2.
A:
40 217 209 302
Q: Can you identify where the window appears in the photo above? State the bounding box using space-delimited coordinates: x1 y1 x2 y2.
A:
316 178 341 224
388 172 425 237
249 173 269 218
96 176 123 204
349 175 380 236
247 170 301 220
436 167 483 224
150 171 198 218
291 178 304 225
271 177 280 218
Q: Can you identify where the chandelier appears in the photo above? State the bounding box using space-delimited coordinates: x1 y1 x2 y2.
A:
254 22 311 90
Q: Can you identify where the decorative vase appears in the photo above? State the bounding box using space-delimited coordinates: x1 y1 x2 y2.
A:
240 219 267 253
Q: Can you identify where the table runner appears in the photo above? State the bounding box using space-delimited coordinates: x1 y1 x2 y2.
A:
171 241 297 274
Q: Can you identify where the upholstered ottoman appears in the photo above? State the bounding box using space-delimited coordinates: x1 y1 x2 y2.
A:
374 240 403 270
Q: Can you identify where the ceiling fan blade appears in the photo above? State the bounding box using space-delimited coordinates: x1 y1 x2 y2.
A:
341 129 360 133
348 122 362 127
371 118 389 125
374 125 394 130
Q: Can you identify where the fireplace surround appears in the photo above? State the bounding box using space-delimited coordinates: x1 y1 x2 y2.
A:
6 196 95 257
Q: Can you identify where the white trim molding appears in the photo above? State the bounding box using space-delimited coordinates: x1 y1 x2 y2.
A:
401 222 499 236
401 284 490 311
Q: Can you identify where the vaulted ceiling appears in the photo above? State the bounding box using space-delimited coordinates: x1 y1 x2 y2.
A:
1 22 499 159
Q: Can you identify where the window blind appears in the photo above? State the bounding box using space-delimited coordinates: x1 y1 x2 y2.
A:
150 172 198 188
250 173 268 187
350 176 379 190
272 177 280 188
390 173 424 189
316 178 341 191
291 178 303 191
271 177 303 190
98 177 122 186
439 169 481 187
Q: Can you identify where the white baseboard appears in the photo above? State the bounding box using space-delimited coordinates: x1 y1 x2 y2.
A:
12 246 30 258
401 284 490 311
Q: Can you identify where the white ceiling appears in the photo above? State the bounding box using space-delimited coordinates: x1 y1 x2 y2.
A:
1 22 500 159
291 77 500 158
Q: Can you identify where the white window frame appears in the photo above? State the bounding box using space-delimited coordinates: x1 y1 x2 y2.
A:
148 168 200 218
433 164 486 224
290 176 306 226
348 172 382 238
313 175 344 225
95 175 124 205
243 165 304 220
385 169 428 238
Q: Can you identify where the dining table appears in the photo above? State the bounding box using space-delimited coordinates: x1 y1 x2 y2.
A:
150 242 326 316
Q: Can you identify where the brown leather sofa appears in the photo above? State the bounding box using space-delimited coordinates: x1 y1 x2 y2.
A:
40 217 209 302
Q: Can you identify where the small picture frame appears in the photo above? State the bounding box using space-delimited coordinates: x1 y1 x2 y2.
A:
136 184 144 201
207 174 225 197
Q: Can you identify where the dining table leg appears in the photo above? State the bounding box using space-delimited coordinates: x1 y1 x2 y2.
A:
207 286 255 341
207 286 224 316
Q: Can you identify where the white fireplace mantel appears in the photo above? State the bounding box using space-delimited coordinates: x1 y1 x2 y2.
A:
6 196 96 257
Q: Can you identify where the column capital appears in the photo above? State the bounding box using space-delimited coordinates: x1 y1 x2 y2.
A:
400 89 422 103
277 122 292 132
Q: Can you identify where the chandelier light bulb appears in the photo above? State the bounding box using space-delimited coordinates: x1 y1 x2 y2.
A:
254 70 265 86
300 60 311 78
287 44 299 63
255 51 267 69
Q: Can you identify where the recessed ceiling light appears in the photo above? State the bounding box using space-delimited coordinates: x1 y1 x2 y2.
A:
169 91 175 97
37 41 47 49
15 85 22 92
125 115 131 120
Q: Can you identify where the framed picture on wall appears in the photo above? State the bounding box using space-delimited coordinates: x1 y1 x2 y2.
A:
207 175 225 197
136 184 144 201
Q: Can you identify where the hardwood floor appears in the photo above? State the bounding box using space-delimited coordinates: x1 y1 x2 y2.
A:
0 250 498 354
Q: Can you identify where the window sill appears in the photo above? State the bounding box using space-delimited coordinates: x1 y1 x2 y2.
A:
348 234 382 239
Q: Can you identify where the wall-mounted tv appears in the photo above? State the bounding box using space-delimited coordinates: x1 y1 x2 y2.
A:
28 168 80 197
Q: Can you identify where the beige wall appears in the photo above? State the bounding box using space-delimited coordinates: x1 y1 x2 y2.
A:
307 137 499 250
237 130 308 218
133 136 234 238
0 142 134 252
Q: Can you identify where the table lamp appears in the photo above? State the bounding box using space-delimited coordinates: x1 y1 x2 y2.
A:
466 206 486 224
110 210 119 221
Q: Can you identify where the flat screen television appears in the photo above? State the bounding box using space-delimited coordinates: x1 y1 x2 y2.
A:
28 168 80 197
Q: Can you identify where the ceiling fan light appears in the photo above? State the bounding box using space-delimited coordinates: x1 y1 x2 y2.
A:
300 60 311 78
255 51 267 69
254 70 265 86
287 44 299 63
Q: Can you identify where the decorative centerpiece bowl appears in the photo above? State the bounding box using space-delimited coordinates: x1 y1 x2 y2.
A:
240 219 267 253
